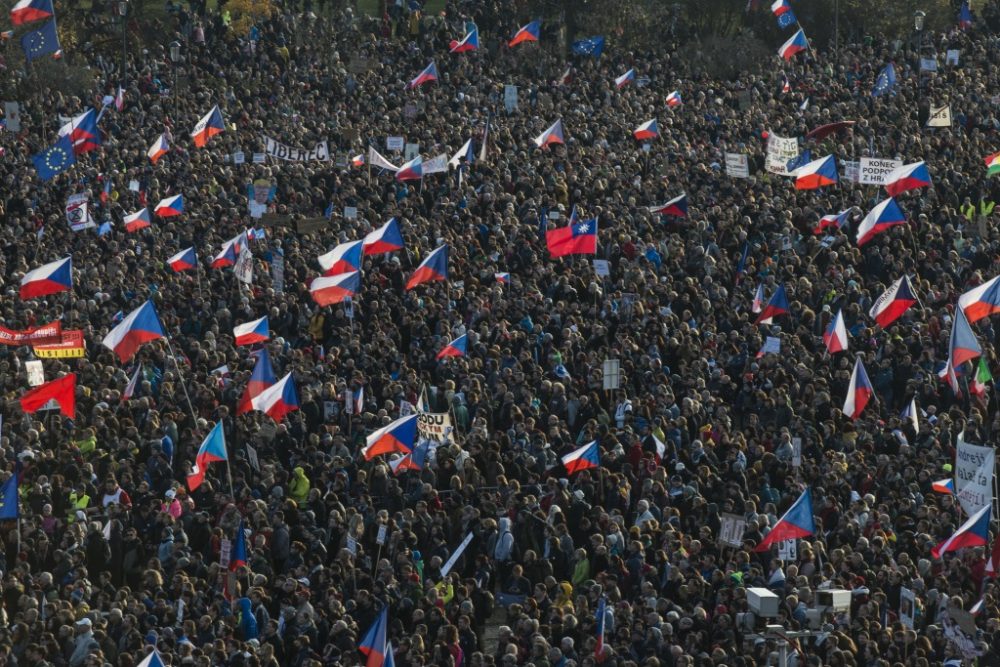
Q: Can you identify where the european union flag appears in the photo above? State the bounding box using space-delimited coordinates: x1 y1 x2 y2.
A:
0 475 19 520
871 63 897 97
777 11 796 28
572 36 605 58
20 19 59 62
786 149 812 173
32 135 75 181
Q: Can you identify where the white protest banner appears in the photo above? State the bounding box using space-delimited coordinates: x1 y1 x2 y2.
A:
900 587 916 629
271 253 284 294
859 157 903 185
245 443 261 471
842 160 860 183
718 513 746 547
762 336 781 355
955 431 994 518
418 411 453 441
947 49 960 66
404 143 420 160
440 532 474 577
423 153 449 174
346 536 357 555
25 360 44 386
234 245 254 284
233 151 246 164
65 193 95 232
3 102 20 133
504 84 518 113
920 57 938 72
725 152 749 178
593 259 611 277
777 539 797 562
765 133 799 176
927 105 952 127
376 525 388 545
219 538 232 569
262 136 330 162
252 153 266 164
792 437 802 467
386 136 404 152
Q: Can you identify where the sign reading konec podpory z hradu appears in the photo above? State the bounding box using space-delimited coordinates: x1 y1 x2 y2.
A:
262 136 330 162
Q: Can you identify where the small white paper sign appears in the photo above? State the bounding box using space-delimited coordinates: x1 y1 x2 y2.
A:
593 259 611 277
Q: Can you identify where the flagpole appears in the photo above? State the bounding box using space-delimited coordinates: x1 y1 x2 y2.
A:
163 337 199 428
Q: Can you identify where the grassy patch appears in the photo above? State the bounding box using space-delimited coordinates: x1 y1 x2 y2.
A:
356 0 447 17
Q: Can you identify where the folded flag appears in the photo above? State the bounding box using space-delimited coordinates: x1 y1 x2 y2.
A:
237 348 276 415
562 440 600 474
633 118 659 141
534 119 565 148
154 195 183 217
20 256 72 299
778 28 808 60
363 414 418 460
233 316 269 346
32 135 75 181
101 300 165 363
21 19 59 62
437 333 467 359
856 197 906 246
58 109 102 155
649 193 688 218
359 607 389 667
614 68 635 89
872 63 897 97
450 26 478 53
949 306 982 368
124 207 152 232
409 61 438 89
754 284 789 325
869 275 917 327
248 372 299 422
823 309 849 354
842 357 874 420
406 245 449 290
191 105 225 148
813 208 853 235
752 283 765 313
665 90 682 107
755 488 814 551
932 478 955 495
20 373 75 419
363 218 404 255
932 504 991 559
546 217 597 258
972 358 994 397
395 155 423 181
595 596 608 661
884 161 931 197
10 0 53 25
509 20 540 47
319 240 364 276
168 247 198 273
186 421 228 491
230 519 248 571
310 271 361 306
571 36 605 57
147 133 169 164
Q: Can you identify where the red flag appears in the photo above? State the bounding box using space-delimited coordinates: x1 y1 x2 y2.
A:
20 373 76 419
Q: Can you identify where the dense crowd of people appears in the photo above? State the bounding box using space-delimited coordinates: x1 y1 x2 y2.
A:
4 0 1000 665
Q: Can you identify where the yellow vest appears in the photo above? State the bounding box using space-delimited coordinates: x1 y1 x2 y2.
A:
67 493 90 522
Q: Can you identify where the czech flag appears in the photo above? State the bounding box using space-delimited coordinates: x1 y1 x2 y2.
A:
932 478 955 495
901 397 920 434
752 284 765 313
359 607 389 667
633 118 658 141
547 217 597 258
437 333 467 359
509 20 540 47
406 245 449 290
778 29 808 60
136 651 166 667
813 208 853 234
147 133 169 164
395 155 423 181
771 0 793 16
154 195 183 217
248 372 299 422
869 275 917 327
390 440 430 475
58 108 101 155
101 300 166 362
949 306 982 368
168 247 197 273
495 272 511 284
614 68 635 88
229 519 248 571
408 61 438 89
823 309 848 354
10 0 53 25
842 357 873 420
665 90 682 107
959 1 973 29
649 193 687 218
958 274 1000 323
562 440 600 474
191 105 225 148
363 218 404 256
20 256 72 299
310 271 361 306
856 197 906 246
124 207 151 232
351 153 365 167
233 316 269 346
186 421 228 491
237 348 276 415
319 240 363 276
884 161 931 197
534 119 565 148
20 372 75 419
754 284 789 325
594 596 607 661
363 414 418 460
449 138 475 168
794 155 838 190
754 488 815 551
932 504 991 559
212 233 244 269
450 26 478 53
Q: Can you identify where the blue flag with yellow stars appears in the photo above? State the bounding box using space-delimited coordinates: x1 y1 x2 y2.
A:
0 475 18 520
21 19 59 63
32 135 75 181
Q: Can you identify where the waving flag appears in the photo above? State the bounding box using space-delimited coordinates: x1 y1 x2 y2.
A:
437 333 468 360
168 247 197 273
406 245 449 290
932 504 990 559
595 596 608 661
10 0 53 25
319 240 363 276
556 66 572 86
310 271 360 306
390 440 430 475
233 316 269 346
154 195 183 217
562 440 600 474
823 309 848 354
20 256 72 299
771 0 796 27
869 275 917 327
363 414 418 460
124 207 151 232
665 90 683 107
959 1 973 29
794 155 838 189
0 477 18 521
972 358 993 397
813 208 853 234
101 300 165 362
785 149 812 174
572 36 605 57
534 119 565 148
778 29 808 60
872 63 897 97
509 20 540 47
395 155 423 181
20 19 59 61
755 488 814 551
115 85 124 111
450 26 478 53
843 358 873 420
122 364 142 401
212 232 245 269
754 284 789 325
752 283 765 313
649 193 688 218
884 161 931 197
614 68 635 88
20 373 76 419
449 138 474 168
409 61 438 89
136 651 166 667
901 397 920 434
368 146 399 173
186 421 228 490
546 217 597 258
633 118 658 141
364 218 404 255
960 275 1000 324
237 348 276 415
191 105 225 147
359 607 389 667
147 134 169 163
949 307 982 368
230 519 248 571
932 478 956 495
58 108 102 155
495 272 511 284
32 135 75 181
249 372 299 422
856 197 906 246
